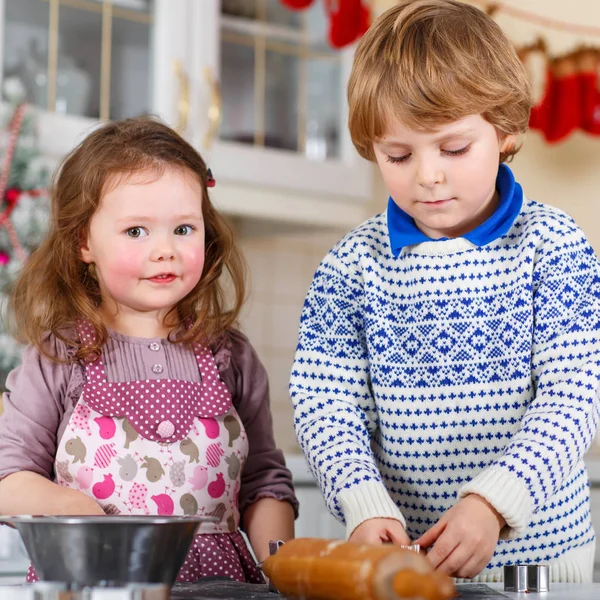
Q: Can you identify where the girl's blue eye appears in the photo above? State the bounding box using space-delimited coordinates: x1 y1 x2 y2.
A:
126 227 147 238
174 225 194 236
386 154 411 164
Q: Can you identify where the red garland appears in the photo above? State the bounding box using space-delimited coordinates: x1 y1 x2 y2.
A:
0 105 32 262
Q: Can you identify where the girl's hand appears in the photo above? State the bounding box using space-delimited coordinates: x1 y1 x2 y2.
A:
348 518 411 546
57 488 106 516
414 494 505 579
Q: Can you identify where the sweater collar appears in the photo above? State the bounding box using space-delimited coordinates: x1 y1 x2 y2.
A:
387 163 523 257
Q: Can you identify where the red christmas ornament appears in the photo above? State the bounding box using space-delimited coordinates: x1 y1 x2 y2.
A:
4 188 21 212
0 252 10 266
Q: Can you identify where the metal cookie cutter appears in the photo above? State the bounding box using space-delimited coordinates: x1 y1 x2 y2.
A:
527 564 550 592
504 564 550 592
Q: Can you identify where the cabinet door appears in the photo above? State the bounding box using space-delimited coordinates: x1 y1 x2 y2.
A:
190 0 371 202
0 0 189 153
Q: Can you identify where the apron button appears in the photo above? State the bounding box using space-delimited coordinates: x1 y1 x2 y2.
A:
152 363 164 374
157 420 175 438
149 342 161 351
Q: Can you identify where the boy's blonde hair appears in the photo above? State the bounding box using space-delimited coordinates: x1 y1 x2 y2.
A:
348 0 532 163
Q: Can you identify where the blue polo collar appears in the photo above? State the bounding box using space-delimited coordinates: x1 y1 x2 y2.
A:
387 163 523 256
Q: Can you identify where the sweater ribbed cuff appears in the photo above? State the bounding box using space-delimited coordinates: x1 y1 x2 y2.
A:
337 480 406 538
458 466 533 539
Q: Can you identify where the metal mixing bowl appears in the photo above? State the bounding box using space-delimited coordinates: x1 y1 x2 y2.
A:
0 515 217 588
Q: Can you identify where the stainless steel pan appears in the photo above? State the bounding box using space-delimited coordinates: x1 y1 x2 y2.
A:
0 515 217 588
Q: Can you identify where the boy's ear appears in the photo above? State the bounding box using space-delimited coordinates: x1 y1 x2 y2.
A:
500 133 518 154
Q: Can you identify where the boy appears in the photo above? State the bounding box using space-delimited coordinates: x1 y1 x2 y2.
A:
290 0 600 582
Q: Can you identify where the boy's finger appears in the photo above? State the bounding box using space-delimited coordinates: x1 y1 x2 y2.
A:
387 523 411 546
454 553 486 579
422 530 458 570
435 544 472 576
414 520 444 549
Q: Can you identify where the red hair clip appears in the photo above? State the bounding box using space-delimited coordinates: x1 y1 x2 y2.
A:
207 168 216 188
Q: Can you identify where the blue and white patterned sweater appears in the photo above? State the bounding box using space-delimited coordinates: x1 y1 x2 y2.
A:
290 193 600 580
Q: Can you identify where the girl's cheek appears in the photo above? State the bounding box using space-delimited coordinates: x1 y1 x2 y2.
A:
185 248 206 274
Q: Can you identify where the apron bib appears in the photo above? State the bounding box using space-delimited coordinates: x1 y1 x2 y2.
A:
27 322 263 583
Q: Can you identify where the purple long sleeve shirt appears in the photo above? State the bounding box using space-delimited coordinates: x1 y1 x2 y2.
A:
0 328 298 518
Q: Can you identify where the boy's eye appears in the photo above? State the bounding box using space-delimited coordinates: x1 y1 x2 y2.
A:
386 154 411 164
126 227 147 238
443 145 470 156
174 225 194 236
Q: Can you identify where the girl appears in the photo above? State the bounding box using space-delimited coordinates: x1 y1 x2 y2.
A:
0 117 297 583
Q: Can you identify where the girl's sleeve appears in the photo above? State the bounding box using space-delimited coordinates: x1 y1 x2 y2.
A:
220 329 299 518
0 336 74 480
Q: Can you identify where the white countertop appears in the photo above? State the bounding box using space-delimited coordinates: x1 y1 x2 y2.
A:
481 582 600 599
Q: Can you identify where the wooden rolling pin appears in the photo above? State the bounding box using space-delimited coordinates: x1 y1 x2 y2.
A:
261 538 455 600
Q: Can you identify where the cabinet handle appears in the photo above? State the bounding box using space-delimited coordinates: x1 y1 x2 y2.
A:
174 60 190 135
204 67 222 149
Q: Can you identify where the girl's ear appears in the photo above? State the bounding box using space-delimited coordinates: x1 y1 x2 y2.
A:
80 231 94 264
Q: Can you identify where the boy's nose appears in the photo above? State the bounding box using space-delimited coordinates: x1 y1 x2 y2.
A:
416 161 443 188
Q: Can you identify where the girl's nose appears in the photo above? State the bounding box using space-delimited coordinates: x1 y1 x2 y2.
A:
150 239 175 262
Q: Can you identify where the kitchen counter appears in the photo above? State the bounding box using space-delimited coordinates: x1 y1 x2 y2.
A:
170 580 600 599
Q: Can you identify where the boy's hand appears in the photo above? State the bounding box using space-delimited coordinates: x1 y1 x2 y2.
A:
348 518 411 546
414 494 505 579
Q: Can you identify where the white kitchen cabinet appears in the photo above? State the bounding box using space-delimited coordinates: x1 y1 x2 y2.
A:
294 485 346 539
589 486 600 581
0 0 188 158
0 0 372 227
0 526 28 576
285 453 346 540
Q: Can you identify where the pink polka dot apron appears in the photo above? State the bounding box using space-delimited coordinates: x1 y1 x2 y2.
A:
27 322 263 584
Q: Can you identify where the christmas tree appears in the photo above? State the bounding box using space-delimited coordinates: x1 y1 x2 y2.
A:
0 79 51 388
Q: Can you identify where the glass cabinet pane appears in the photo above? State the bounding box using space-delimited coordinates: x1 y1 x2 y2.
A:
265 49 298 152
219 0 343 161
306 57 342 160
3 0 51 108
57 4 102 118
2 0 153 121
220 36 256 145
111 10 152 120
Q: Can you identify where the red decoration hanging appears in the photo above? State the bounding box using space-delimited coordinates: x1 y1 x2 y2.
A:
528 48 600 143
579 49 600 135
280 0 314 8
325 0 370 49
279 0 371 49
